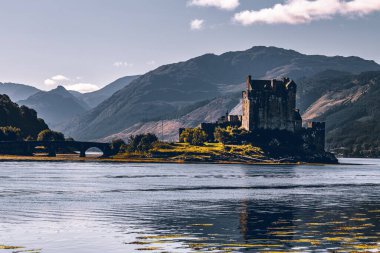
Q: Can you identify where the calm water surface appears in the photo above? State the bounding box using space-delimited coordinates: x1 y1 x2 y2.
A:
0 159 379 252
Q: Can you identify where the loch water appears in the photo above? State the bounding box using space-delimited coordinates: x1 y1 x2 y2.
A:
0 159 379 252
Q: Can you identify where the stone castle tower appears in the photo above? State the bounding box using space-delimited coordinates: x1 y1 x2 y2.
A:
242 76 302 132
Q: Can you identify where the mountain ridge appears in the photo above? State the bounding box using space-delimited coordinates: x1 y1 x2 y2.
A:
59 46 380 141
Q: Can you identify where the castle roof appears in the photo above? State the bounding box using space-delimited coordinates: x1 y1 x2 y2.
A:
246 76 295 92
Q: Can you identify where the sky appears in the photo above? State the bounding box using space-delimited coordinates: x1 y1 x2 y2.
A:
0 0 380 92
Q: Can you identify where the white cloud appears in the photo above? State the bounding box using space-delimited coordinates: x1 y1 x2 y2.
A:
190 19 205 30
44 79 56 86
113 61 134 68
188 0 239 10
44 74 70 87
51 74 69 81
64 83 99 93
233 0 380 25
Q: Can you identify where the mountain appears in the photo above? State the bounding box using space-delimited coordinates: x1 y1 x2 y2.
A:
76 75 140 108
0 82 41 101
60 46 380 141
19 86 90 128
301 71 380 157
0 94 48 138
103 95 240 142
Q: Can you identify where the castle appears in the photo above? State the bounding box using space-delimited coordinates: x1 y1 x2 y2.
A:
179 75 326 152
242 76 302 132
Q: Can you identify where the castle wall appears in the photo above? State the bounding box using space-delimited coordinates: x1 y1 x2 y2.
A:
242 77 300 133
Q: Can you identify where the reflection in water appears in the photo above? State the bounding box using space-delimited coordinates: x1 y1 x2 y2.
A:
0 160 379 252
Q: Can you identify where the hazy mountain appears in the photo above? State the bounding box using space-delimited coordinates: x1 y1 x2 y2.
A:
0 94 48 138
19 86 90 128
60 46 380 140
301 71 380 157
0 82 41 102
76 75 140 108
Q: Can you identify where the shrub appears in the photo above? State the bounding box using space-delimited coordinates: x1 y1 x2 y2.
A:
179 128 207 146
37 129 65 141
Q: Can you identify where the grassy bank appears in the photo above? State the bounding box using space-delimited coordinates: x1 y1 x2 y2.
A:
0 142 336 164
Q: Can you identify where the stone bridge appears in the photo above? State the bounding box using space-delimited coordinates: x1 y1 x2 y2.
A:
0 141 115 157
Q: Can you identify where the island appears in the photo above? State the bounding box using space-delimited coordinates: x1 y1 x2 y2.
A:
0 75 338 164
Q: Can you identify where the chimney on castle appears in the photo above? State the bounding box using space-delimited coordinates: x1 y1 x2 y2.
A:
246 75 252 90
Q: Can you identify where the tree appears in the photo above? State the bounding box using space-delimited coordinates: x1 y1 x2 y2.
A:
37 129 65 141
125 133 158 153
0 126 21 141
214 127 230 144
137 133 158 152
180 128 207 146
111 138 126 153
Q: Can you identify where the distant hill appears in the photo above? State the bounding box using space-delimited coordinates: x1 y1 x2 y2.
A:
0 82 40 101
19 86 90 128
75 75 140 108
59 46 380 140
0 94 48 138
301 71 380 157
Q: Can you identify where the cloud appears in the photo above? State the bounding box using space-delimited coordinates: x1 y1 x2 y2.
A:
64 83 99 93
44 79 56 86
188 0 239 10
233 0 380 25
51 75 69 81
113 61 134 68
44 74 70 86
190 19 205 30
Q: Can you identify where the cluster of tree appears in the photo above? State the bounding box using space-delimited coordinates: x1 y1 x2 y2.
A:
124 133 158 152
0 126 21 141
179 128 207 146
0 94 49 139
37 129 65 141
214 126 245 144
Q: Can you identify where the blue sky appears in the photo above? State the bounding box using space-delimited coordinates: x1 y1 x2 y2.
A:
0 0 379 92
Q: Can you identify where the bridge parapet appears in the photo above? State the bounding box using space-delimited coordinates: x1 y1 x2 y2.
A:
0 141 115 157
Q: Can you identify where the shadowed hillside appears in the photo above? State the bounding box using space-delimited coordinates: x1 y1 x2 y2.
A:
301 71 380 157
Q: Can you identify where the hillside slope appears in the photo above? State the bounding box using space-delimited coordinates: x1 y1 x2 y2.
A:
103 95 240 142
78 75 140 108
0 94 48 138
60 46 380 140
19 86 90 128
301 71 380 157
0 82 40 102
